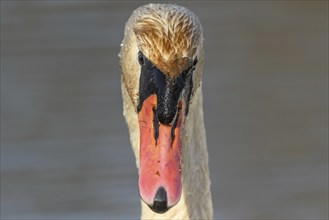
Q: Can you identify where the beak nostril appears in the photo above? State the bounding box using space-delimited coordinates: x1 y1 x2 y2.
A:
149 187 168 213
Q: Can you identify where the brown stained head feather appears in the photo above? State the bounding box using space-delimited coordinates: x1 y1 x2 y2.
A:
132 4 202 77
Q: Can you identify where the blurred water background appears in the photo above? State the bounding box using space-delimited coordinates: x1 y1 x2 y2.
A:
1 1 328 219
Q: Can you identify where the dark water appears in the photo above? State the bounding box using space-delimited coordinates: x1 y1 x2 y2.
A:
1 1 328 219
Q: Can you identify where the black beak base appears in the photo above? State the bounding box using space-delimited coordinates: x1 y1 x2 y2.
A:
137 52 193 124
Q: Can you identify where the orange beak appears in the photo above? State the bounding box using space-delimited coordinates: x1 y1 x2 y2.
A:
138 94 185 213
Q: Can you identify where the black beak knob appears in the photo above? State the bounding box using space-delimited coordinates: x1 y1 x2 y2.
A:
157 109 176 125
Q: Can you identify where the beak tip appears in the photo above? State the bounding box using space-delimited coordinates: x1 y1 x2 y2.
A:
148 187 169 214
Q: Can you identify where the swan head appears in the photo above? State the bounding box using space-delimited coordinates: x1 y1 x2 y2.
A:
120 4 204 213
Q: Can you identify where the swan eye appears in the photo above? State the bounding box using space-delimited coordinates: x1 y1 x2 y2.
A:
182 69 189 80
138 51 145 65
193 57 198 66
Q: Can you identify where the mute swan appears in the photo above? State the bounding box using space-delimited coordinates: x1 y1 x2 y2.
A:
120 4 213 219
